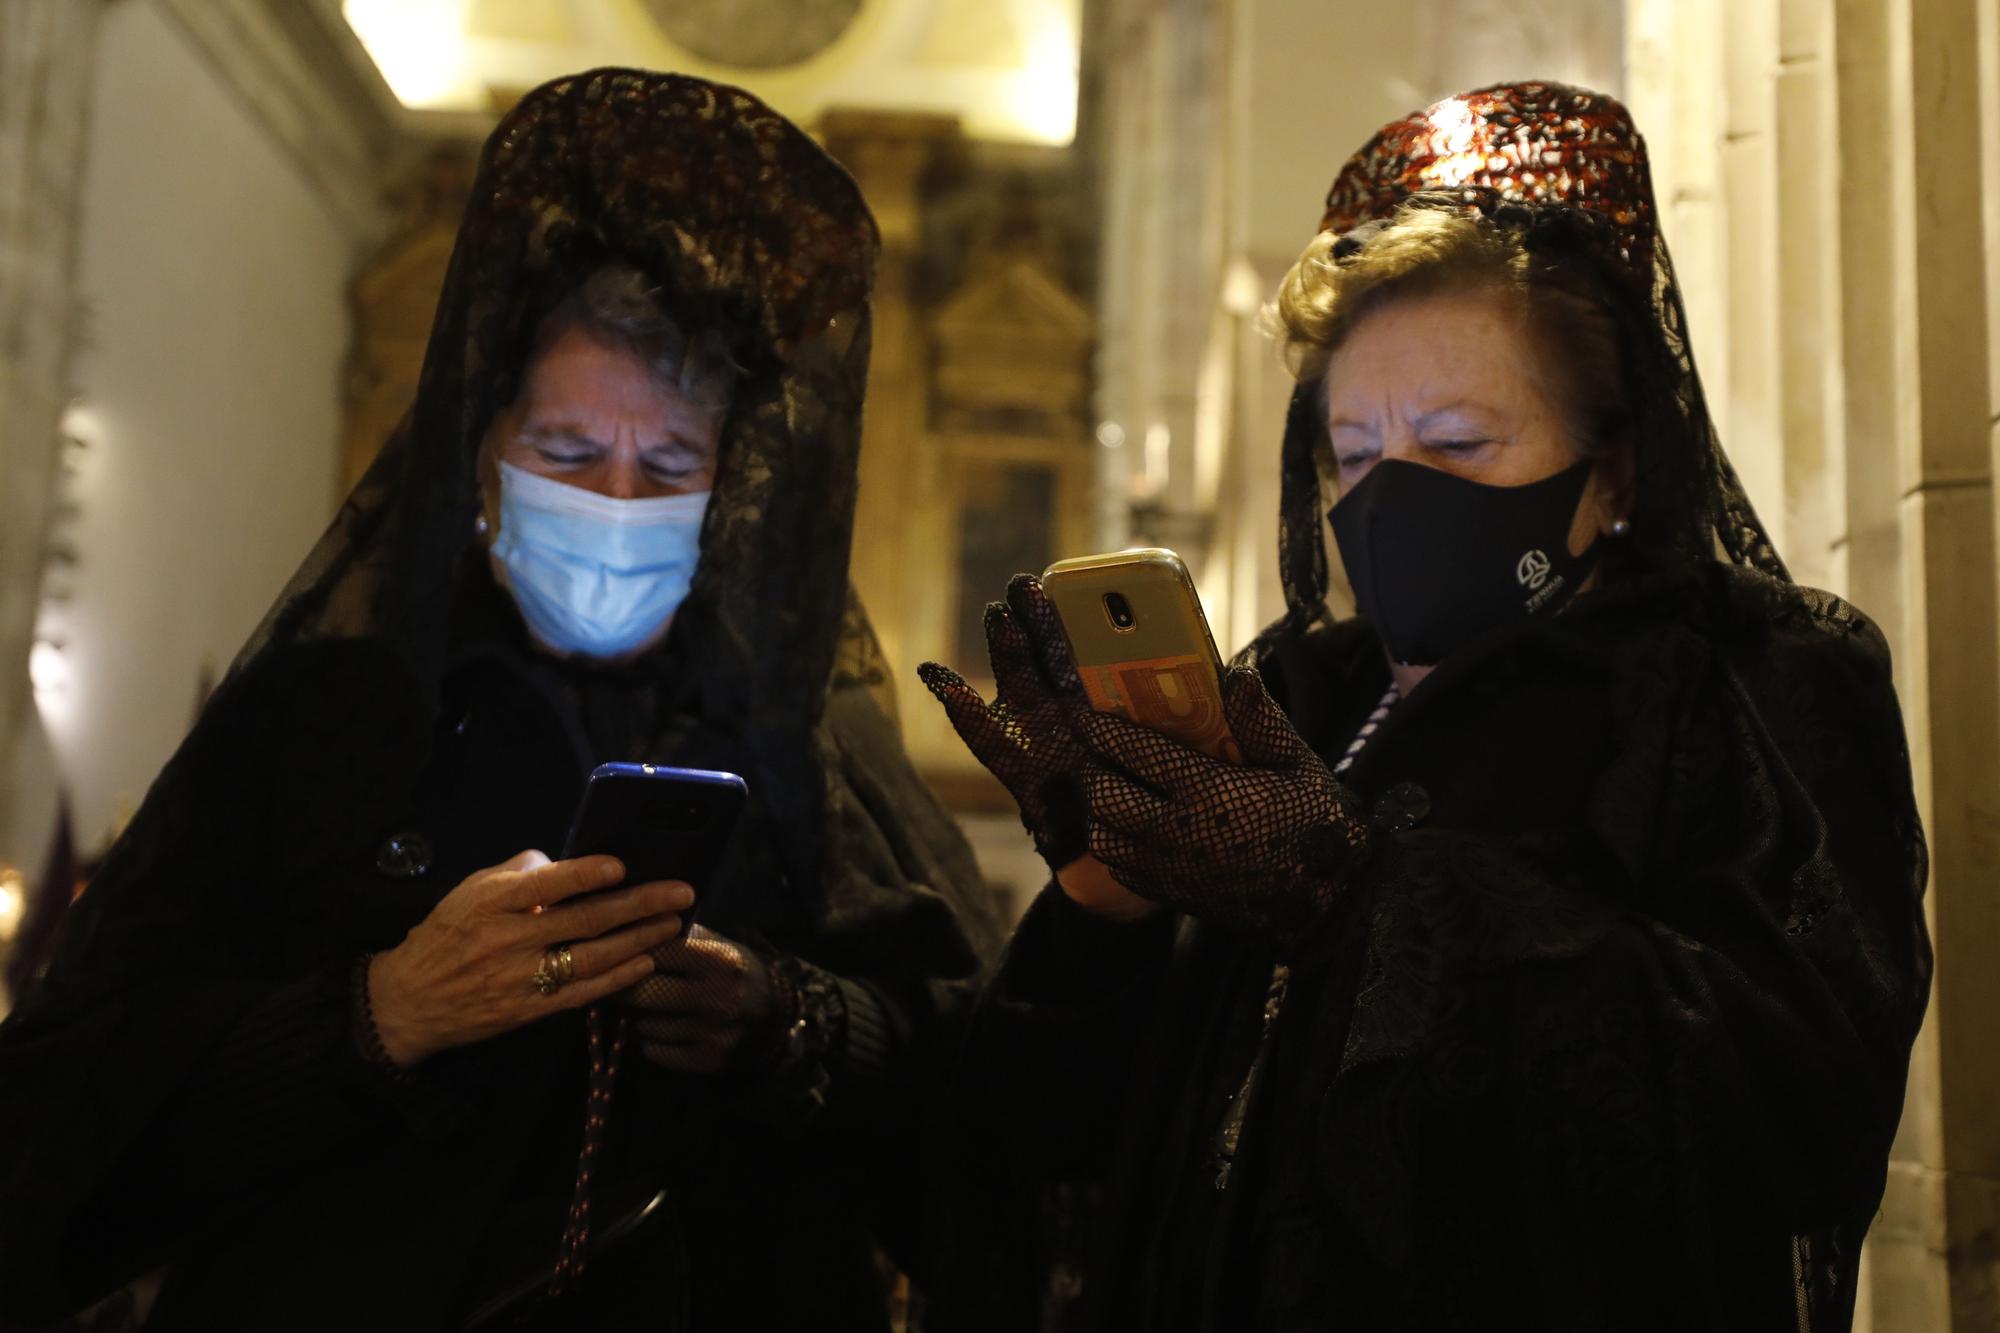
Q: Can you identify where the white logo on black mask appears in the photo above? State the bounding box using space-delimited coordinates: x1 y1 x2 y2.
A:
1516 549 1552 588
1327 459 1601 666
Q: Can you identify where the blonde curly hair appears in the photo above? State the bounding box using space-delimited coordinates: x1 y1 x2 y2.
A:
1265 205 1629 460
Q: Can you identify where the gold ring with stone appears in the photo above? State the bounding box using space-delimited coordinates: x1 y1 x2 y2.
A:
553 945 576 984
533 951 564 996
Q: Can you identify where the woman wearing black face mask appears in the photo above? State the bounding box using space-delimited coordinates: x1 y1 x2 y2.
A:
920 84 1931 1332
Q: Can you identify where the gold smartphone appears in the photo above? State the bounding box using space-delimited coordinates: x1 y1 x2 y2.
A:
1042 547 1241 763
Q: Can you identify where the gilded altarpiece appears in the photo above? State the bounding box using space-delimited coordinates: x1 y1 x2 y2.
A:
823 112 1094 811
341 151 475 494
907 255 1094 807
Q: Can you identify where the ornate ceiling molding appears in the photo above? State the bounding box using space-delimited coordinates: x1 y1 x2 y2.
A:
156 0 416 244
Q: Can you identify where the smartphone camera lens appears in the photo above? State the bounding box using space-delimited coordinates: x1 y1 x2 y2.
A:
1103 591 1138 631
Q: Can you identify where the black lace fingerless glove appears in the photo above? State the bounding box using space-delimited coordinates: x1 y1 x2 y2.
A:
920 574 1092 870
1079 668 1372 939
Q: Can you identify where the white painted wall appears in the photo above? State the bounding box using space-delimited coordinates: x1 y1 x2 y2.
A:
1239 0 1433 261
37 0 351 850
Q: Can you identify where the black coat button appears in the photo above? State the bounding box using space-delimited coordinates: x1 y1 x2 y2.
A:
375 831 435 879
1370 782 1431 833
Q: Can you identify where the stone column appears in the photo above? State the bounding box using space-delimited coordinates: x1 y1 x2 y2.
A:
1883 0 2000 1322
1719 0 1791 562
1420 0 1624 102
1630 0 2000 1323
1087 0 1230 589
1774 0 1846 593
0 0 102 899
1833 5 1939 1325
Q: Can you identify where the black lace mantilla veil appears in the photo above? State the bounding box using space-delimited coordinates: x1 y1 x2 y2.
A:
139 69 978 942
251 70 894 917
1256 82 1790 663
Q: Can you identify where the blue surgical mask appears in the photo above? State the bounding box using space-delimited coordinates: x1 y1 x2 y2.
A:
490 461 709 659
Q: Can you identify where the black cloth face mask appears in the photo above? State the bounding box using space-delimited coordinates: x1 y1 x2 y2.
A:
1327 457 1601 665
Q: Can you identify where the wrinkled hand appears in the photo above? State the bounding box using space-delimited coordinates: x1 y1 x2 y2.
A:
368 851 689 1067
1078 667 1371 938
617 925 783 1074
918 574 1093 871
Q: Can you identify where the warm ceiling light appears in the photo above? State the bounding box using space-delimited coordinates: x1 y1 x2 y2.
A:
0 868 23 942
28 641 71 731
1009 17 1078 146
344 0 476 109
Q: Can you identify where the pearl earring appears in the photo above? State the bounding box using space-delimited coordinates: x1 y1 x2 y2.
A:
1609 518 1632 538
474 513 491 537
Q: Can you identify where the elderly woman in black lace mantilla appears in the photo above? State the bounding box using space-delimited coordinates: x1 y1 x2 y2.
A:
923 84 1930 1332
0 70 997 1332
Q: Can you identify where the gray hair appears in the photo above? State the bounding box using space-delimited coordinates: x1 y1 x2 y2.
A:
541 264 738 413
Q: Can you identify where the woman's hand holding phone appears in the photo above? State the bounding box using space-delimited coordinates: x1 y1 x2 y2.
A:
366 850 691 1068
919 574 1158 923
921 559 1363 934
1075 668 1372 938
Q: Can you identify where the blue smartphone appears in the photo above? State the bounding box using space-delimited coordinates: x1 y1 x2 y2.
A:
561 763 748 927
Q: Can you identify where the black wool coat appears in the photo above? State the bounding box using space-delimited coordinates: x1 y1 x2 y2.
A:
0 632 986 1332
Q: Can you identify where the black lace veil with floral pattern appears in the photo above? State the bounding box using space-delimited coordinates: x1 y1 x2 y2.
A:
225 68 958 933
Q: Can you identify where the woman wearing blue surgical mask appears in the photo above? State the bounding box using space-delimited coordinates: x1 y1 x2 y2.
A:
478 272 724 663
922 86 1929 1332
0 72 997 1333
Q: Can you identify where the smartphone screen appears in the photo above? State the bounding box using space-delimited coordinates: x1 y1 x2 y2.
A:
561 764 748 926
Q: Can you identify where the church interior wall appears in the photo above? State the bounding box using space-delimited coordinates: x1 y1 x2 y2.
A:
43 0 354 850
